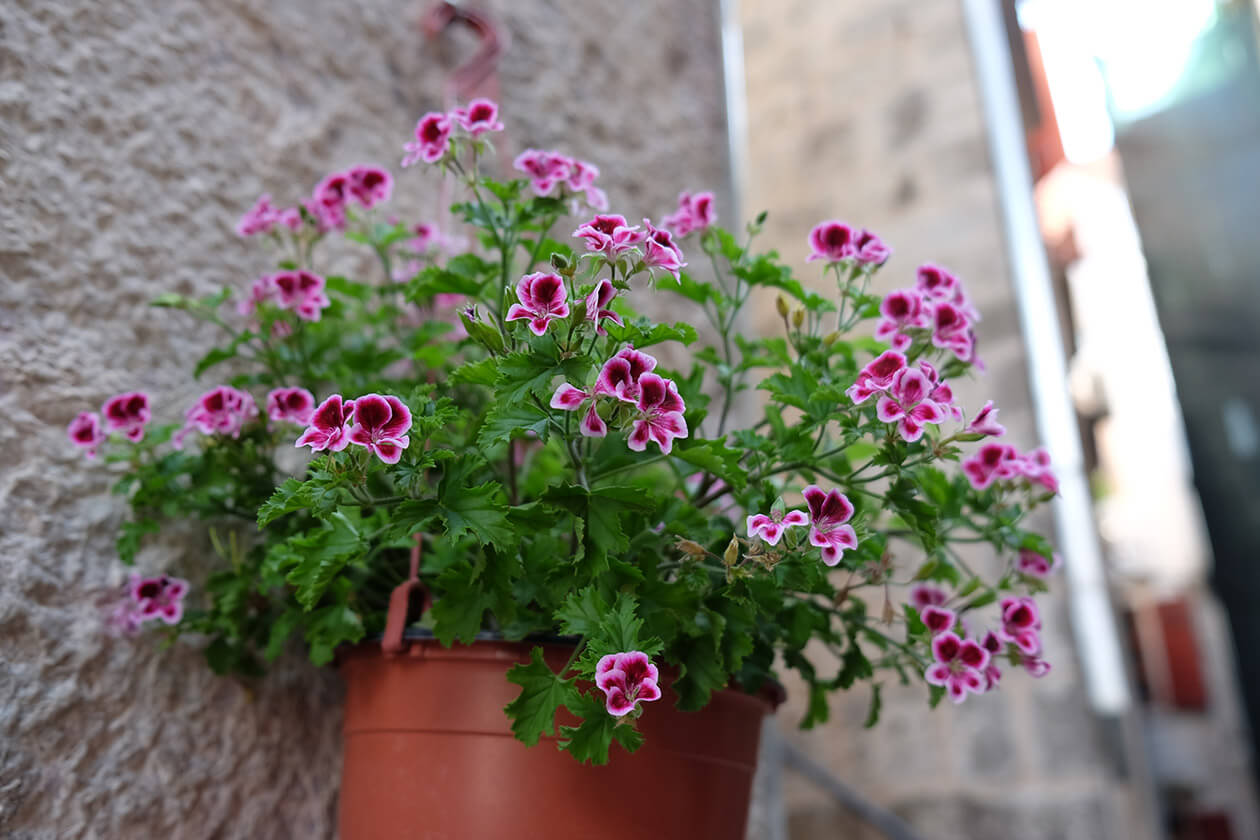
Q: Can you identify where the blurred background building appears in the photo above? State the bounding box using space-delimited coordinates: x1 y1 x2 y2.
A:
6 1 1260 838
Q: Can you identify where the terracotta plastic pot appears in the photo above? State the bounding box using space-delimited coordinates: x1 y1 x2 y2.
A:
338 633 774 839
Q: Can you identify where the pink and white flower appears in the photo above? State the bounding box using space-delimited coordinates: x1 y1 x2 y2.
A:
1017 549 1060 578
266 387 316 425
917 263 979 321
506 272 570 336
929 301 975 361
917 361 962 421
962 442 1021 490
847 350 907 404
102 391 152 442
628 373 688 454
346 165 393 208
924 631 990 704
997 596 1042 656
661 191 716 237
919 605 957 636
806 220 856 263
130 573 190 625
295 394 355 453
1016 448 1059 494
178 386 258 445
1016 651 1052 677
236 194 278 237
874 290 929 350
595 651 662 717
593 347 658 404
451 98 504 137
746 508 809 546
966 400 1006 437
642 219 686 281
347 394 412 464
876 368 947 442
909 584 947 610
549 383 607 438
573 214 646 260
803 485 858 566
980 631 1004 691
67 412 106 458
272 270 331 322
853 228 892 266
513 149 571 196
584 278 624 336
402 111 452 167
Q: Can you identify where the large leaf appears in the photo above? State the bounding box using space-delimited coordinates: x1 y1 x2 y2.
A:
504 647 577 746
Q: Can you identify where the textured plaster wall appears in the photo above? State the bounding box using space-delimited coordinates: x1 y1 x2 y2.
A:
0 1 730 837
738 1 1144 838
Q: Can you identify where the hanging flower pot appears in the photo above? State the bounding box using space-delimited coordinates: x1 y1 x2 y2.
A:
338 633 776 839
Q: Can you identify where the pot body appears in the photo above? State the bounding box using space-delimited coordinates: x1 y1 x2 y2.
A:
338 638 771 840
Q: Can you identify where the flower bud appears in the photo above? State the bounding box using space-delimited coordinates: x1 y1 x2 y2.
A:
723 536 740 567
775 295 790 318
823 331 841 346
791 308 805 329
549 252 571 271
675 538 707 558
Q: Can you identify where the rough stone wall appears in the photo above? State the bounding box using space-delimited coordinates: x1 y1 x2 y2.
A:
0 1 729 837
738 1 1143 838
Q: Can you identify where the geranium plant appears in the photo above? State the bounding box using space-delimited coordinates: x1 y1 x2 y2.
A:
74 99 1062 764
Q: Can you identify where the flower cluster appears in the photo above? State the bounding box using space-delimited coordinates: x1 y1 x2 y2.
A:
174 385 258 449
806 220 891 267
513 148 607 210
874 264 979 361
914 583 1054 702
961 442 1058 494
572 213 686 283
661 191 716 237
67 391 153 459
111 573 190 634
237 164 392 237
745 486 859 566
402 98 506 169
266 387 316 425
238 270 331 322
847 351 959 442
551 347 689 455
296 393 412 464
595 651 662 717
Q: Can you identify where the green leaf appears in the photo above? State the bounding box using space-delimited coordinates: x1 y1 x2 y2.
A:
257 477 341 528
430 562 494 645
558 690 637 765
478 401 550 448
556 586 607 637
864 684 883 728
671 439 748 490
193 345 238 379
504 647 576 746
283 513 366 610
304 603 364 666
265 609 304 661
438 481 514 546
602 319 698 349
450 357 500 386
116 519 159 564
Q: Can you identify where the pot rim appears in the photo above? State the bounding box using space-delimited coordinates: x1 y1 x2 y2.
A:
350 629 788 707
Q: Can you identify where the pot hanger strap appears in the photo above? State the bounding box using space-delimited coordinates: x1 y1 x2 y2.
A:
381 534 430 655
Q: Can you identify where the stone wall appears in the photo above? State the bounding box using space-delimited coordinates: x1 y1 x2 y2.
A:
738 1 1144 837
0 1 730 837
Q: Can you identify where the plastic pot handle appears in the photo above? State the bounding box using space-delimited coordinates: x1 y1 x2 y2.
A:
382 535 431 655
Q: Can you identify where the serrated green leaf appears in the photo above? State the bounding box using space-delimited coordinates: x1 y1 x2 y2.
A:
504 647 576 746
283 513 365 610
116 519 159 565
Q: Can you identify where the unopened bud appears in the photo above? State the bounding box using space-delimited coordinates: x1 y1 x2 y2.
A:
549 252 571 271
823 331 842 346
675 538 707 558
775 295 790 318
723 536 740 567
791 308 805 328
